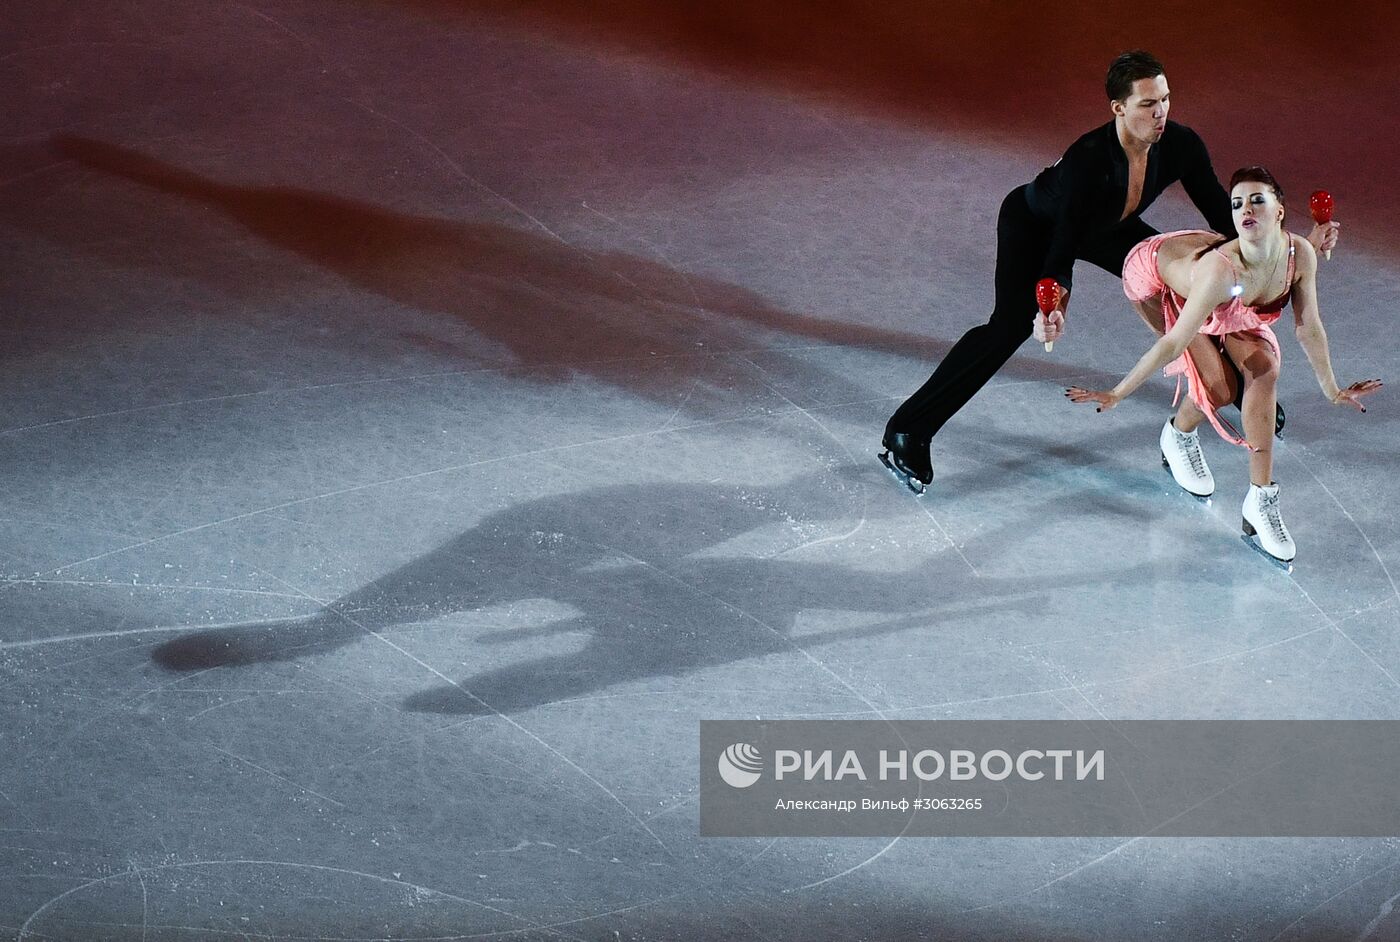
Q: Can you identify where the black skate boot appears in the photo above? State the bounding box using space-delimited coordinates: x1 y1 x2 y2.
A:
879 428 933 495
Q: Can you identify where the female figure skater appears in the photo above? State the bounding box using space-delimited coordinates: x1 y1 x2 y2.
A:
1065 167 1381 564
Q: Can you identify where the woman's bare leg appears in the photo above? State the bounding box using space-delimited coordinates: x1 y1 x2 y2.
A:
1173 335 1238 434
1131 296 1237 434
1222 333 1281 486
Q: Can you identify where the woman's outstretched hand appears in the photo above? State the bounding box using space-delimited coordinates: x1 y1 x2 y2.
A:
1065 387 1120 413
1330 379 1384 412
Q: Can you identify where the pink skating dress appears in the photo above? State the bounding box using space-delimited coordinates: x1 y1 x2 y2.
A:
1121 229 1295 446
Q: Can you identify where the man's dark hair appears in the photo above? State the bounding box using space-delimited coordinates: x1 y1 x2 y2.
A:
1106 50 1166 102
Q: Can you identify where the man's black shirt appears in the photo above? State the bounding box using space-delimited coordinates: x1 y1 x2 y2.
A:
1024 119 1236 292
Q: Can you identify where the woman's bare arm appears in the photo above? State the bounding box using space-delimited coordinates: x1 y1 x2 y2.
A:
1067 251 1234 411
1290 235 1382 410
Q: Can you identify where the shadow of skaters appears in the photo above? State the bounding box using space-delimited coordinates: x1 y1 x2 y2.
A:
147 475 1171 714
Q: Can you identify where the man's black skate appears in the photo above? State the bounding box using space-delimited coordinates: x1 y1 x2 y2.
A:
879 430 932 495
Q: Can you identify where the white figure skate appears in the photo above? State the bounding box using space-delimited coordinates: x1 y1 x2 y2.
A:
1241 482 1296 570
1160 418 1214 502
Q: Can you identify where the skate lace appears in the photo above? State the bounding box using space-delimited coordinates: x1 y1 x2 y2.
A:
1178 431 1207 477
1259 490 1287 540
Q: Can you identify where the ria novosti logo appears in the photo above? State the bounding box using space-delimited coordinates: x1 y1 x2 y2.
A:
716 743 1107 789
718 743 763 788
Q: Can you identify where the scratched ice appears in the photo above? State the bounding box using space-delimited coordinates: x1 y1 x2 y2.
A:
2 2 1400 940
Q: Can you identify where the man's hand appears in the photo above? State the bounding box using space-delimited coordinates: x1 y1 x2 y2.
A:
1034 308 1065 345
1034 284 1069 347
1307 220 1341 258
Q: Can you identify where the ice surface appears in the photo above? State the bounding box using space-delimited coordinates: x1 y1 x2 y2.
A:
3 2 1399 939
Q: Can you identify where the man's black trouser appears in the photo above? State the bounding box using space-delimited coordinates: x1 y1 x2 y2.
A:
887 185 1157 440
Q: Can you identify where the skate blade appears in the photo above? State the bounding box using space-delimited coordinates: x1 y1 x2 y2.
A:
1240 533 1294 573
1161 462 1212 505
878 451 926 496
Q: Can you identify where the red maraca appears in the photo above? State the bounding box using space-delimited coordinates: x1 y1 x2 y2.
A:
1310 190 1334 260
1035 277 1060 352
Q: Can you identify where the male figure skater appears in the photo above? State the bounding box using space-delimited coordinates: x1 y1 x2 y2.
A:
879 50 1339 495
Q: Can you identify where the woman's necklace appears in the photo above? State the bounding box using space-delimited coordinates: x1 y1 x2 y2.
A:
1236 234 1286 301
